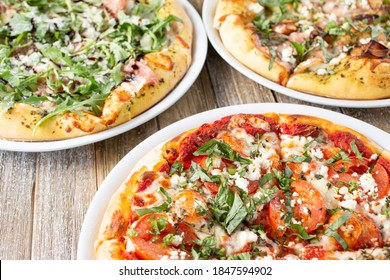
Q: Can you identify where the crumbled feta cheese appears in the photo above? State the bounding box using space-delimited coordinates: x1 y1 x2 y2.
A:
370 154 378 160
281 47 296 65
235 177 250 193
339 186 349 195
359 37 371 45
171 235 183 246
247 2 264 14
310 148 324 159
329 53 347 66
359 173 377 196
339 199 357 210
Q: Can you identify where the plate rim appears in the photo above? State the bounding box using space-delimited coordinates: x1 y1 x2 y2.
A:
0 0 208 153
77 102 390 260
202 0 390 109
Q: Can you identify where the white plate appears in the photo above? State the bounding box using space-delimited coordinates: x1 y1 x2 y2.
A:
202 0 390 108
77 103 390 259
0 0 208 153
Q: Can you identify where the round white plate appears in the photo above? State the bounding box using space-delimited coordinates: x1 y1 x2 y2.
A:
77 103 390 259
0 0 208 153
202 0 390 108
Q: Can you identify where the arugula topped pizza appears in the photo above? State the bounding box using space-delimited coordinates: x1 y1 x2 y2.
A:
0 0 192 140
95 113 390 260
214 0 390 100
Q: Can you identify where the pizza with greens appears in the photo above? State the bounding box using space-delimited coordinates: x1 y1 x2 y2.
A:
0 0 192 140
95 113 390 260
214 0 390 100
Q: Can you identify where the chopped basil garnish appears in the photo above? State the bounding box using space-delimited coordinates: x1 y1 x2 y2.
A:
281 154 312 163
227 252 251 260
273 166 294 227
381 196 390 217
135 202 169 217
326 151 351 165
259 173 274 187
350 141 364 160
189 162 212 182
169 161 183 175
194 139 252 165
290 224 316 240
324 211 351 250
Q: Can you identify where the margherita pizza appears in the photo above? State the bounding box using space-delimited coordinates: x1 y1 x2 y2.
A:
0 0 192 140
214 0 390 100
95 113 390 260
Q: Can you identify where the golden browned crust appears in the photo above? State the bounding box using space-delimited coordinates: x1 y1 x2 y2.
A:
0 0 193 141
287 58 390 100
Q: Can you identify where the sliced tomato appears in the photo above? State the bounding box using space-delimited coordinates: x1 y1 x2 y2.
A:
123 251 138 260
327 168 359 186
132 213 175 260
328 131 373 159
279 122 322 137
371 163 390 200
204 182 220 194
268 191 287 236
269 180 327 236
131 213 195 260
320 145 341 160
290 180 327 233
356 212 383 249
332 157 369 174
327 211 362 250
170 190 208 225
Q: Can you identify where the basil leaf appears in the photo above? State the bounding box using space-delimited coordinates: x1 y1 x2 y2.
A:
303 137 327 149
135 202 169 217
259 173 274 187
256 186 278 204
324 211 351 250
169 161 183 175
227 252 251 260
160 187 172 204
281 154 312 163
350 140 363 160
290 224 316 240
189 162 212 182
194 139 252 164
268 48 277 70
225 193 248 234
326 151 351 164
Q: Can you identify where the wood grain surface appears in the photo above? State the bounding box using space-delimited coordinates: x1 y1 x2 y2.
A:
0 0 389 260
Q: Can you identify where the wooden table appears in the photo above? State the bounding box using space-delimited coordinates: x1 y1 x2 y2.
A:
1 0 389 260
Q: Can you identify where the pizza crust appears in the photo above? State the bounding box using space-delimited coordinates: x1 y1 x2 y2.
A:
218 14 289 85
214 0 390 100
287 58 390 100
0 0 193 141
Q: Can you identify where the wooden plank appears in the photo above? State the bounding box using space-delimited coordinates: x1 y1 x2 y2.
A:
95 119 160 188
341 107 390 134
157 67 216 128
0 152 36 259
206 47 276 108
32 146 96 260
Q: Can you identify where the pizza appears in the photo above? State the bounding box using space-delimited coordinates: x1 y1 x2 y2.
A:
95 112 390 260
214 0 390 100
0 0 192 141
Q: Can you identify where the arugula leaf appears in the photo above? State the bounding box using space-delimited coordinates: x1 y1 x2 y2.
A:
9 14 33 36
194 139 252 164
350 141 363 160
324 211 351 250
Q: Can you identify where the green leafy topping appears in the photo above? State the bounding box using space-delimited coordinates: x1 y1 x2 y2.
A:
289 224 316 240
0 0 182 129
148 215 168 235
194 139 252 165
169 162 183 175
189 162 212 182
135 202 169 217
192 236 225 260
326 151 351 165
210 181 248 234
350 141 364 160
324 211 351 250
162 233 175 248
227 252 251 260
303 137 327 149
381 196 390 217
128 228 138 237
259 173 274 187
281 154 312 163
273 166 294 226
